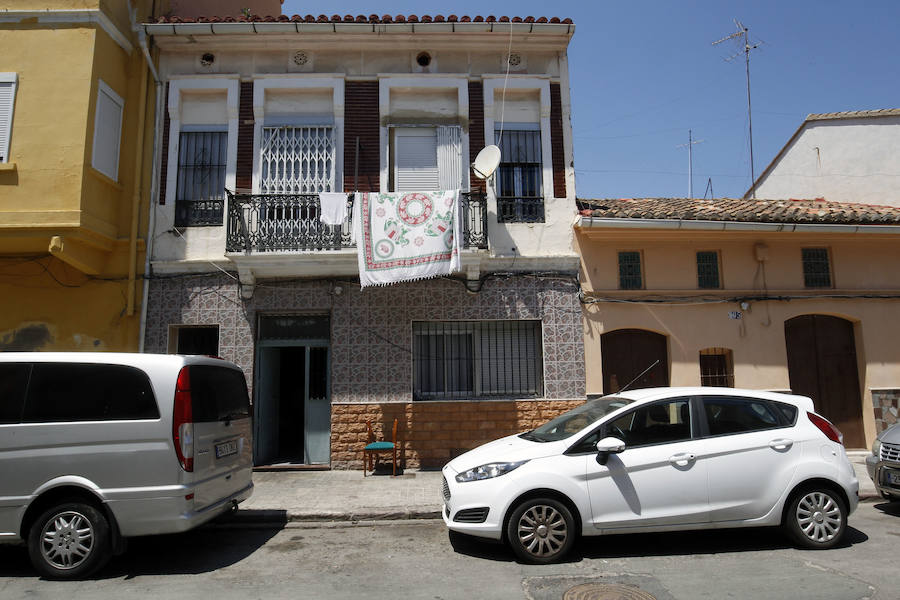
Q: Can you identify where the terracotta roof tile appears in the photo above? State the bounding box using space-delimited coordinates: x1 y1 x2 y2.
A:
152 13 573 25
806 108 900 122
576 197 900 225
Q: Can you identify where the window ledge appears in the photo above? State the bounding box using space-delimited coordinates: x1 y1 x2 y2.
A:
0 162 17 172
88 166 124 191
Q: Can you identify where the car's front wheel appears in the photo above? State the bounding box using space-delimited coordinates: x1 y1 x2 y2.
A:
506 497 575 563
784 487 847 549
27 502 111 579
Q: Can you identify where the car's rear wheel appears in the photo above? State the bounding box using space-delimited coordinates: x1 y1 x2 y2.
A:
27 502 111 579
784 487 847 549
506 497 575 564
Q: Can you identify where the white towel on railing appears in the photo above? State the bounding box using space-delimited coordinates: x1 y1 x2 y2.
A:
318 192 348 226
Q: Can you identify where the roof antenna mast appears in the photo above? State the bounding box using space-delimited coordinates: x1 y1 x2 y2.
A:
676 129 705 199
713 19 760 197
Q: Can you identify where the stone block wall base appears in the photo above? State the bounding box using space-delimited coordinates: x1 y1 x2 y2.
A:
872 389 900 433
331 399 583 469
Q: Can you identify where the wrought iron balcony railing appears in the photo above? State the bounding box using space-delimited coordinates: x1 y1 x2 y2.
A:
226 191 488 253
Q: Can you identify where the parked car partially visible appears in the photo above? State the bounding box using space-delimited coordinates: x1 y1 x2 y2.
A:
0 353 253 579
442 387 859 563
866 423 900 501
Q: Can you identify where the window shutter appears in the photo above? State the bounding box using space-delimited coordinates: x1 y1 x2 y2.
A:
394 128 439 191
92 82 124 181
0 75 17 163
436 125 463 190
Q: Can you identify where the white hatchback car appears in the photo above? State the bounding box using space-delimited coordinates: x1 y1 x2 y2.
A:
442 387 858 563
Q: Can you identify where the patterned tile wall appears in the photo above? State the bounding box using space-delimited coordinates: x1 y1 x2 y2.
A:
145 274 586 403
872 389 900 434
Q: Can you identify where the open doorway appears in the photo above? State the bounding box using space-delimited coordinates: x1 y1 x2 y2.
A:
254 315 330 466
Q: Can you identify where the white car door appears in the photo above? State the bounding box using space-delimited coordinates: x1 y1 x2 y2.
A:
582 397 710 530
699 395 801 523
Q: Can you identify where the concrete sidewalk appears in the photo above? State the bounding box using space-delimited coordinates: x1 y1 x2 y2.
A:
233 453 878 524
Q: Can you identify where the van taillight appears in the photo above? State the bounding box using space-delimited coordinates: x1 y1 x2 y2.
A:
173 366 194 471
807 411 843 445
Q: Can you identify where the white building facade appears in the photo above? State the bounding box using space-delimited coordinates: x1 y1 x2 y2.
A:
141 14 584 468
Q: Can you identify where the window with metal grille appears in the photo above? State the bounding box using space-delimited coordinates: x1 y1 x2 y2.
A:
175 131 227 226
495 129 544 222
802 247 832 288
699 348 734 387
697 251 721 289
261 126 335 193
413 321 543 400
618 251 643 290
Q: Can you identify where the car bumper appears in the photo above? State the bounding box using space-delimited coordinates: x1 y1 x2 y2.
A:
440 466 515 541
866 454 900 498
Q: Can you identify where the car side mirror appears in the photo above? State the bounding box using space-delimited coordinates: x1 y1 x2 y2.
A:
595 436 625 466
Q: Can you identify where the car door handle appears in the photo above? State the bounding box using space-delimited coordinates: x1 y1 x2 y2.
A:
769 438 793 451
669 453 696 467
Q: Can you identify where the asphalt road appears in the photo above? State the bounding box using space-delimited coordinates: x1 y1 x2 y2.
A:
1 500 897 600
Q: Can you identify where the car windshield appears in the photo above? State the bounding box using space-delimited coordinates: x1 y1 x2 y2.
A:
520 395 634 442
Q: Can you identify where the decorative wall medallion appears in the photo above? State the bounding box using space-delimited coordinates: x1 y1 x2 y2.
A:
292 51 309 66
507 53 522 67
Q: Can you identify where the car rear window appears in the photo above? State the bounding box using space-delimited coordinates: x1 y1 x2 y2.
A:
702 396 783 436
22 363 160 423
188 365 250 423
772 401 798 425
0 363 30 424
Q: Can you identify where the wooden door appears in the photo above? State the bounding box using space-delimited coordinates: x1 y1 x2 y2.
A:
784 315 865 448
601 329 669 394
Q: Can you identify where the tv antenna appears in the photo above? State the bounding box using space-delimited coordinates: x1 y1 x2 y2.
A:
676 129 705 198
703 177 714 199
713 19 761 197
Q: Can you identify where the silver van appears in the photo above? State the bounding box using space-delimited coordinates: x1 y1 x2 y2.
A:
0 353 253 578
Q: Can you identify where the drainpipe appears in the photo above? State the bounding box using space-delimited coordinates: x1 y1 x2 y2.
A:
135 21 162 352
127 60 148 317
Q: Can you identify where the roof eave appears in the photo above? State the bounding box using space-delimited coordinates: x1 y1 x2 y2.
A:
577 216 900 234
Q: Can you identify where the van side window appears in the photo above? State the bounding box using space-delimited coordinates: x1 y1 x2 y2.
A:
0 363 30 424
701 396 783 436
22 364 160 422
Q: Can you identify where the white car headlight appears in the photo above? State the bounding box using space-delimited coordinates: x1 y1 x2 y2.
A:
872 438 882 458
455 460 529 483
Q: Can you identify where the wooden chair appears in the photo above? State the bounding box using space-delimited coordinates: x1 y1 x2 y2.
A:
364 418 398 476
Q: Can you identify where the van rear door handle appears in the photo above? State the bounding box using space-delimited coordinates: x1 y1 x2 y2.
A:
669 453 696 467
769 438 793 451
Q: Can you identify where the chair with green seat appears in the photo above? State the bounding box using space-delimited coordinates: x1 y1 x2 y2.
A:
364 418 399 476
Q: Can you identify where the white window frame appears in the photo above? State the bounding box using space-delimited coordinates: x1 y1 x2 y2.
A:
251 76 345 194
0 73 17 163
482 77 554 202
91 79 124 181
165 77 240 212
378 75 470 193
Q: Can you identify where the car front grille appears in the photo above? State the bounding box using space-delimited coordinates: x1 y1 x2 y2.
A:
453 507 489 523
441 476 451 502
881 442 900 462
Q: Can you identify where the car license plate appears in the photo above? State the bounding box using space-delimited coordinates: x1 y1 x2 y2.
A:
215 440 238 459
886 470 900 486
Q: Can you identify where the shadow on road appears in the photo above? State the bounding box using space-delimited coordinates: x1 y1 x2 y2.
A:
448 525 869 564
0 509 286 580
873 501 900 517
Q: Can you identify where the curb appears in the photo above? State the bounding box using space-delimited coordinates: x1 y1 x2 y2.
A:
220 507 443 527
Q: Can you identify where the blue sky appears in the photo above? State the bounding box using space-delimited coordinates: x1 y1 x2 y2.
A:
280 1 900 200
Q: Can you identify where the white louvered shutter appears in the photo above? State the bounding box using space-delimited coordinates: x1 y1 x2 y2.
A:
92 82 124 181
0 75 17 163
394 127 439 191
436 125 463 190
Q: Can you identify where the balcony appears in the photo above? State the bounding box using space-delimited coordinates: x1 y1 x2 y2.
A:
226 191 488 253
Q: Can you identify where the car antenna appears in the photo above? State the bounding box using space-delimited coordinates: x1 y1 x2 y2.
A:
617 360 660 393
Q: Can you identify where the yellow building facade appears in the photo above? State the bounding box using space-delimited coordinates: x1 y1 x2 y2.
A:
576 197 900 450
0 1 158 351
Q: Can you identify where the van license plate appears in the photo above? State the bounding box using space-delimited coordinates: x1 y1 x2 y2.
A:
215 440 238 459
886 470 900 486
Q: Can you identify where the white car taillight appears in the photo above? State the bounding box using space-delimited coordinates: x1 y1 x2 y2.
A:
173 367 194 471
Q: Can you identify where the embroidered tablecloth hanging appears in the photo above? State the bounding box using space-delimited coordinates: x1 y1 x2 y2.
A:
354 190 461 287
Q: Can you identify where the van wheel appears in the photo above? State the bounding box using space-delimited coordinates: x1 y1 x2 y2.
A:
28 502 111 579
506 497 575 564
784 487 846 549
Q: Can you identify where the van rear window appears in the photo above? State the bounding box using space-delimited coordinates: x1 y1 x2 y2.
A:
22 363 160 423
188 365 251 423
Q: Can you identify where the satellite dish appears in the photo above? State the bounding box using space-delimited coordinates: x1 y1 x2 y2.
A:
472 145 501 179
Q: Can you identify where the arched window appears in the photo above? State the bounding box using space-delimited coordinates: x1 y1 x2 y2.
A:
699 347 734 387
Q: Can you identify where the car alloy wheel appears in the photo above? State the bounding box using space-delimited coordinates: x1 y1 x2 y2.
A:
786 488 846 549
28 502 111 579
507 498 575 563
